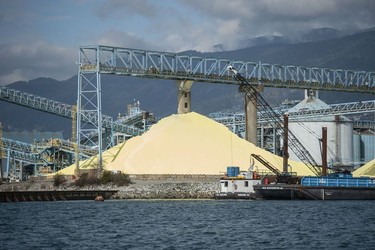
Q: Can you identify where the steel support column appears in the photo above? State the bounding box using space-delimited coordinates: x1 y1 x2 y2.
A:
77 46 103 175
240 85 257 144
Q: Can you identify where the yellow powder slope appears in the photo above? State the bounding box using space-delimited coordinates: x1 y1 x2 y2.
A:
105 112 314 175
57 142 126 175
352 158 375 177
58 112 315 176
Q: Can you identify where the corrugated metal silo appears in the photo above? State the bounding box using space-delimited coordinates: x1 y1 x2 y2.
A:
285 90 353 168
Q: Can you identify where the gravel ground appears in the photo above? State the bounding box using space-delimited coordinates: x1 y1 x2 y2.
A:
0 179 220 199
114 180 220 199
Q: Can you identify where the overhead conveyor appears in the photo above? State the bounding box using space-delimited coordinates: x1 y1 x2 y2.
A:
79 45 375 93
0 86 143 137
210 100 375 126
77 45 375 173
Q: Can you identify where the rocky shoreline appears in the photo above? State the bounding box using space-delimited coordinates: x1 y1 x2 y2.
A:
0 180 220 200
114 181 219 199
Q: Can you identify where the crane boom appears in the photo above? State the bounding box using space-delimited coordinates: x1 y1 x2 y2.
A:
227 66 322 176
251 154 281 176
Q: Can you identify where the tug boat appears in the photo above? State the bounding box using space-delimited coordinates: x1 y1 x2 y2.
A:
215 165 262 199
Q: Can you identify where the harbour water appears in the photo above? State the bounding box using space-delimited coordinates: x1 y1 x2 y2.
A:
0 200 374 249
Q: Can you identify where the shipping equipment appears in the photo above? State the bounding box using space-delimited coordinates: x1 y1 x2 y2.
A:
253 173 375 200
227 66 322 177
250 154 299 184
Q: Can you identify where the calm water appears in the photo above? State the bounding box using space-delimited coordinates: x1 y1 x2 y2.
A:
0 200 374 249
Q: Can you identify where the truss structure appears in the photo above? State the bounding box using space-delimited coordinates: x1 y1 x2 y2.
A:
79 45 374 93
210 100 375 128
210 100 375 156
0 87 143 137
0 137 100 179
78 45 374 171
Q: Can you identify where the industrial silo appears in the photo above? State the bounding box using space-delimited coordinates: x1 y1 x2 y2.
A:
285 90 353 169
352 133 362 168
353 130 375 169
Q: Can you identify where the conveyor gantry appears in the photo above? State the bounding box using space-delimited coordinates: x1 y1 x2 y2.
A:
0 136 103 180
0 138 41 165
77 45 375 173
210 100 375 126
79 45 375 93
0 137 98 164
287 100 375 118
0 86 143 136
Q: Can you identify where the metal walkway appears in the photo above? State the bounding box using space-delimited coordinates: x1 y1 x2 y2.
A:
0 86 143 136
77 45 375 170
1 136 94 159
210 100 375 156
0 137 99 176
210 100 375 126
79 45 375 93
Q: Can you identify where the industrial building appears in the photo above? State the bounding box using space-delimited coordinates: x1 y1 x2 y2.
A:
0 45 374 180
210 92 374 172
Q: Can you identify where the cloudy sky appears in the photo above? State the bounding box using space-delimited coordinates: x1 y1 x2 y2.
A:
0 0 374 85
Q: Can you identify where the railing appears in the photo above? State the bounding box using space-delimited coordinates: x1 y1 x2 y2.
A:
301 176 375 187
0 86 143 136
0 137 98 165
210 100 375 126
79 45 375 93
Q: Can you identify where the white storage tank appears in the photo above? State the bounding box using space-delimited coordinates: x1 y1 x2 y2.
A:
353 132 375 168
285 90 353 168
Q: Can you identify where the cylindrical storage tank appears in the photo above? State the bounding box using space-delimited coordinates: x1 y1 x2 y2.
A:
286 116 353 167
227 166 240 177
227 166 234 177
337 116 354 166
352 134 361 168
284 91 354 168
361 134 375 163
233 166 240 176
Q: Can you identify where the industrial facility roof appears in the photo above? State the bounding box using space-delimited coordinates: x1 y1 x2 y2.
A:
287 91 351 122
288 94 331 113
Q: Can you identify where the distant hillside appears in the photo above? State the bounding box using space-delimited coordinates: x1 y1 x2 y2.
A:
193 29 375 71
213 27 346 51
1 29 374 138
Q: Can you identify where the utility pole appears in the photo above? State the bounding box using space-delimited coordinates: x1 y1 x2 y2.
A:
321 127 328 176
282 114 289 173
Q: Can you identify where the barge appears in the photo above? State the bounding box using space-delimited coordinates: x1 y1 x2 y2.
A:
254 173 375 200
0 190 118 202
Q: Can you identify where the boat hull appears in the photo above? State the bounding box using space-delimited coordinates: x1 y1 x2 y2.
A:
215 192 256 200
254 184 375 200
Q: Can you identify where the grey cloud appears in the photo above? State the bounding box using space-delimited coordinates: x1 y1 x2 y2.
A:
96 0 158 19
179 0 375 37
0 42 77 85
1 0 375 84
96 30 162 51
